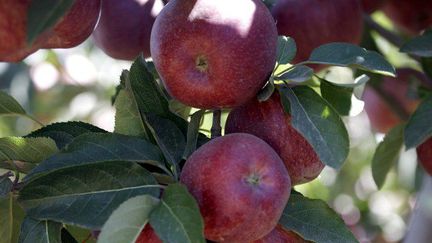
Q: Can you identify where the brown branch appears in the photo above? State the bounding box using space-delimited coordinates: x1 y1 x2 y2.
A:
211 109 222 139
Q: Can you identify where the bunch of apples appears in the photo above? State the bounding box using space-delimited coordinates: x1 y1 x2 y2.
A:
1 0 432 242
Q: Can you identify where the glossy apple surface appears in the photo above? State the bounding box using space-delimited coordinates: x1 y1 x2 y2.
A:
383 0 432 35
150 0 277 109
417 137 432 176
225 92 324 185
361 0 386 13
93 0 164 60
253 225 310 243
135 225 162 243
180 133 291 242
272 0 363 64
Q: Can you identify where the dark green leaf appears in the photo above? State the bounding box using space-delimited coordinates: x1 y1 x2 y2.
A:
18 217 62 243
276 36 297 65
372 125 404 189
61 228 78 243
404 95 432 149
24 133 166 182
0 176 13 198
26 0 75 44
0 90 26 116
19 162 159 229
400 30 432 57
98 195 159 243
421 57 432 80
150 184 205 243
26 121 107 149
128 57 188 134
257 79 276 102
320 79 353 116
308 43 395 76
114 71 149 139
276 65 313 83
0 193 26 243
279 193 358 243
144 114 186 178
279 86 349 169
0 137 58 173
183 110 205 159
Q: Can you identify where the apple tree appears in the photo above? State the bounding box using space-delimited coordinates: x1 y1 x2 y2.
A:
0 0 431 242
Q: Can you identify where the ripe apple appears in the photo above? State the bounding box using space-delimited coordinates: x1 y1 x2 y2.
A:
253 225 309 243
0 0 100 62
42 0 101 49
135 225 162 243
361 0 386 13
225 92 324 185
150 0 278 109
383 0 432 35
362 68 428 133
271 0 363 64
180 133 291 242
417 137 432 176
92 0 164 60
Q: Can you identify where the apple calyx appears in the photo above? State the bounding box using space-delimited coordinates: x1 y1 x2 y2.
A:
196 55 209 72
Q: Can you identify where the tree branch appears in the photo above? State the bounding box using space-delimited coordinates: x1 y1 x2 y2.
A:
211 109 222 139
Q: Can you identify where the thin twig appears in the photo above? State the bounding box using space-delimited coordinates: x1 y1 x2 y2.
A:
211 109 222 139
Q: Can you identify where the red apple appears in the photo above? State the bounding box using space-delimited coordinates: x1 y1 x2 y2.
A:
271 0 363 64
180 133 291 242
253 225 309 243
225 92 324 185
0 0 100 62
383 0 432 35
135 225 162 243
150 0 277 109
362 68 428 133
361 0 386 13
42 0 101 49
92 0 164 60
417 137 432 176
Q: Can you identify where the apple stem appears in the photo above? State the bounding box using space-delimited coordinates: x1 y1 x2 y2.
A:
211 109 222 139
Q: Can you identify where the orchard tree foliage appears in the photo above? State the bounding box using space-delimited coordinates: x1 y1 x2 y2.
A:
0 0 431 242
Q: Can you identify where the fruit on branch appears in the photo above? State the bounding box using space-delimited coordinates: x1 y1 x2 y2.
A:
150 0 277 109
361 0 386 13
0 0 100 62
271 0 363 64
42 0 101 48
417 137 432 176
135 225 162 243
180 133 291 242
225 92 324 185
253 225 309 243
93 0 164 60
383 0 432 35
362 68 428 133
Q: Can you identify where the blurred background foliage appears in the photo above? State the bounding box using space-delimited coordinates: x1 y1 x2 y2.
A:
0 11 429 243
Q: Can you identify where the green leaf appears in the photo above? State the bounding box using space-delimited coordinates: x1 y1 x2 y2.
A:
183 110 205 159
279 193 358 243
400 30 432 57
0 175 13 198
0 90 26 116
114 70 149 139
128 57 188 134
27 121 107 149
144 114 186 178
279 86 349 169
98 195 159 243
150 184 205 243
19 162 160 229
276 36 297 65
308 43 396 76
404 95 432 149
276 65 313 83
24 133 167 182
372 125 404 189
0 193 26 243
257 80 276 102
0 137 58 173
61 228 78 243
26 0 75 44
421 57 432 80
64 225 93 243
18 217 62 243
320 79 353 116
